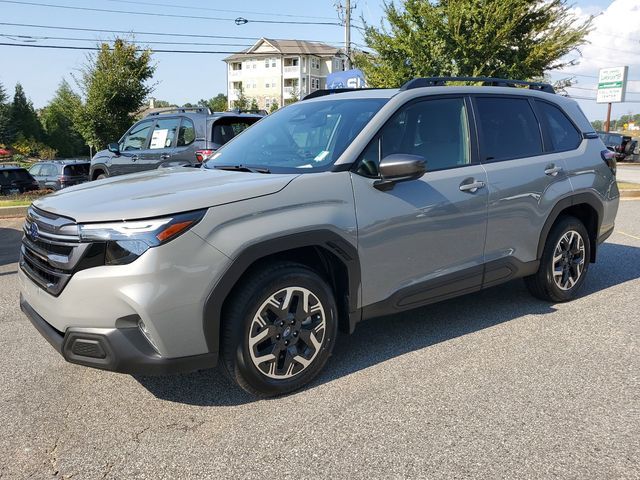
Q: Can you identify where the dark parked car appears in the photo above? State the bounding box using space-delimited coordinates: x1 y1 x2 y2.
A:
28 160 90 191
0 165 39 195
597 131 637 161
90 107 264 179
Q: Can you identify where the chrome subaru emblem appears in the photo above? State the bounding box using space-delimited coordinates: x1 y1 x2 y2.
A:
29 222 39 240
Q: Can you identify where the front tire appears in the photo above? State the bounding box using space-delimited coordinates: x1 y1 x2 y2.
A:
525 215 591 302
220 262 338 397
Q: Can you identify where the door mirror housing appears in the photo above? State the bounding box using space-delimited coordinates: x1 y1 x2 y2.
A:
107 143 120 155
375 154 426 191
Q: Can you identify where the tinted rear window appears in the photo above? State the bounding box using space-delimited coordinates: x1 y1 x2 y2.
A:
535 101 582 151
0 169 31 183
475 97 543 161
211 117 260 145
63 164 89 176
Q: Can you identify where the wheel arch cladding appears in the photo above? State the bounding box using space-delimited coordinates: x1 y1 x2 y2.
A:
202 230 361 354
537 192 602 263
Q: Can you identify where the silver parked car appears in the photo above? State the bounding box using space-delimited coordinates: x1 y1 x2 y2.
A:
19 77 619 396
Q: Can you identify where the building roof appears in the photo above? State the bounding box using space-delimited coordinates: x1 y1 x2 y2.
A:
224 38 342 61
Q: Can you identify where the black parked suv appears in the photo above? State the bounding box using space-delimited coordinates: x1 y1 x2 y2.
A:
0 165 39 195
597 131 637 161
90 108 264 179
28 160 90 190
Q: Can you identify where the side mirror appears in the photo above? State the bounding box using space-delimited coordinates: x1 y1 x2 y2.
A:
375 154 426 191
107 143 120 155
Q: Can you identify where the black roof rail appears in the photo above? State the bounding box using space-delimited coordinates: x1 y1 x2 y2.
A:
146 106 211 116
225 108 268 116
302 88 380 100
400 77 555 94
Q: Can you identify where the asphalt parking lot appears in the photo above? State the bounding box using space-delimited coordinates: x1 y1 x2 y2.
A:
0 201 638 479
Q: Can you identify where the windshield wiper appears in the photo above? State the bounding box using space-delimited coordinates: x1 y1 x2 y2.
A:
212 165 271 174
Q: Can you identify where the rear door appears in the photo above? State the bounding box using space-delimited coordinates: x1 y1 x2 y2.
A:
172 117 199 165
474 95 574 275
28 164 44 188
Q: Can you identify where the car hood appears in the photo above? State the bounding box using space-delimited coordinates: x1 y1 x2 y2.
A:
33 167 298 223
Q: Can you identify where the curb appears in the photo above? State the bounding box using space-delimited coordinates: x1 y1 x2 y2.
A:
0 205 28 219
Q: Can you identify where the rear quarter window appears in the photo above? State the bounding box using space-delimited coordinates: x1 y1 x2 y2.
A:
63 164 90 176
535 101 582 151
210 117 260 145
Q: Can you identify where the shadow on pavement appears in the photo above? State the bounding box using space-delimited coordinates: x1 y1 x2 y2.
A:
0 227 23 267
129 241 640 406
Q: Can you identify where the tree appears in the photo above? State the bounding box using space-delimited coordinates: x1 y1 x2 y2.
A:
40 80 87 157
0 82 11 145
75 38 156 149
195 94 227 112
355 0 592 87
269 102 279 114
591 120 603 131
232 84 249 110
153 99 175 108
285 87 299 105
250 98 259 111
10 83 43 142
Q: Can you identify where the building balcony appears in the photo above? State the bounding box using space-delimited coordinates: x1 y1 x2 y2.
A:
229 69 242 78
283 65 300 77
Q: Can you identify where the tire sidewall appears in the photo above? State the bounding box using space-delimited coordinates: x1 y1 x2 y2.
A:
230 267 338 396
543 217 591 301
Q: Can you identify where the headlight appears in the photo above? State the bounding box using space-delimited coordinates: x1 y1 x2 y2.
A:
78 210 206 265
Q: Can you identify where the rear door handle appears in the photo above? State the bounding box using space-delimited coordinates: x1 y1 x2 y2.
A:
131 155 138 162
544 165 563 176
459 179 486 193
160 154 171 160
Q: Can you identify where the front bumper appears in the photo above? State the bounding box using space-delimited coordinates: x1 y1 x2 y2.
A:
20 295 217 375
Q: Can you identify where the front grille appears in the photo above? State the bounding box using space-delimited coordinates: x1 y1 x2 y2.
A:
20 206 90 296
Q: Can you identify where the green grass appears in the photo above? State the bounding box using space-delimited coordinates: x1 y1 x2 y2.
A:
618 181 640 190
0 190 52 208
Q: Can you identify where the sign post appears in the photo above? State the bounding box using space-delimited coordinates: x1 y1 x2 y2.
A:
596 66 628 132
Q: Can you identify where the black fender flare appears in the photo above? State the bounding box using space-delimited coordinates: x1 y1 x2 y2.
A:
536 192 604 261
202 230 361 354
90 163 110 179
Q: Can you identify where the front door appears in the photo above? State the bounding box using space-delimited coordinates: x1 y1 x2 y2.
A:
112 119 154 176
352 96 489 314
141 117 180 170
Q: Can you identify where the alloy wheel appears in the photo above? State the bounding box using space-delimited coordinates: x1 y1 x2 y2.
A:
248 286 326 379
552 230 586 290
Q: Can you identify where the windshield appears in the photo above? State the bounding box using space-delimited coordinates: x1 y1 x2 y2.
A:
204 98 387 172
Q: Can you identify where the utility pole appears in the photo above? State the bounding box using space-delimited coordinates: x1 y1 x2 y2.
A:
605 102 612 132
345 0 351 70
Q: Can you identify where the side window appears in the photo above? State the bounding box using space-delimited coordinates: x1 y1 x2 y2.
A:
44 165 58 176
356 97 470 177
29 164 42 176
475 97 543 161
120 120 153 151
536 101 582 151
177 118 196 147
149 118 179 149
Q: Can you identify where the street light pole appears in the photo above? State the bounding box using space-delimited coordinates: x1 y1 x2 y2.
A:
344 0 351 70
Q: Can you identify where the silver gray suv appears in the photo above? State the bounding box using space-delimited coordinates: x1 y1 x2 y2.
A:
19 77 619 397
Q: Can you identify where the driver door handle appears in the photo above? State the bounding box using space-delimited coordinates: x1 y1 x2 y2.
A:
160 154 171 160
459 179 486 193
131 155 138 162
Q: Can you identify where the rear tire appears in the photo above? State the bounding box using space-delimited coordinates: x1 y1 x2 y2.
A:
220 262 338 397
95 173 107 180
525 215 591 302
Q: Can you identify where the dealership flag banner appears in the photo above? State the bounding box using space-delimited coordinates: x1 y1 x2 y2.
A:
596 66 628 103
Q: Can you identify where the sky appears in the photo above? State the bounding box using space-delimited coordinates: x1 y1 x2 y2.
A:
0 0 639 121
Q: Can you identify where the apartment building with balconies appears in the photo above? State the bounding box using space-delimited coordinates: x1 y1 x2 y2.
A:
224 38 345 110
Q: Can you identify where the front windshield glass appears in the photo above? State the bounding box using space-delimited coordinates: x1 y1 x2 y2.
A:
204 98 387 172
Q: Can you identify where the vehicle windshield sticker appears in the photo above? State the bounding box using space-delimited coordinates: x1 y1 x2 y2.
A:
297 164 313 168
314 150 329 162
150 129 169 149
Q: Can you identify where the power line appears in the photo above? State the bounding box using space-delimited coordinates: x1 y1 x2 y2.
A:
0 34 252 47
105 0 338 21
0 42 239 54
0 22 344 44
0 0 342 26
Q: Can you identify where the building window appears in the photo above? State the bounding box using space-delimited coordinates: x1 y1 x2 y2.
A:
265 98 271 108
265 82 270 88
265 58 269 68
311 58 320 69
272 58 276 67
